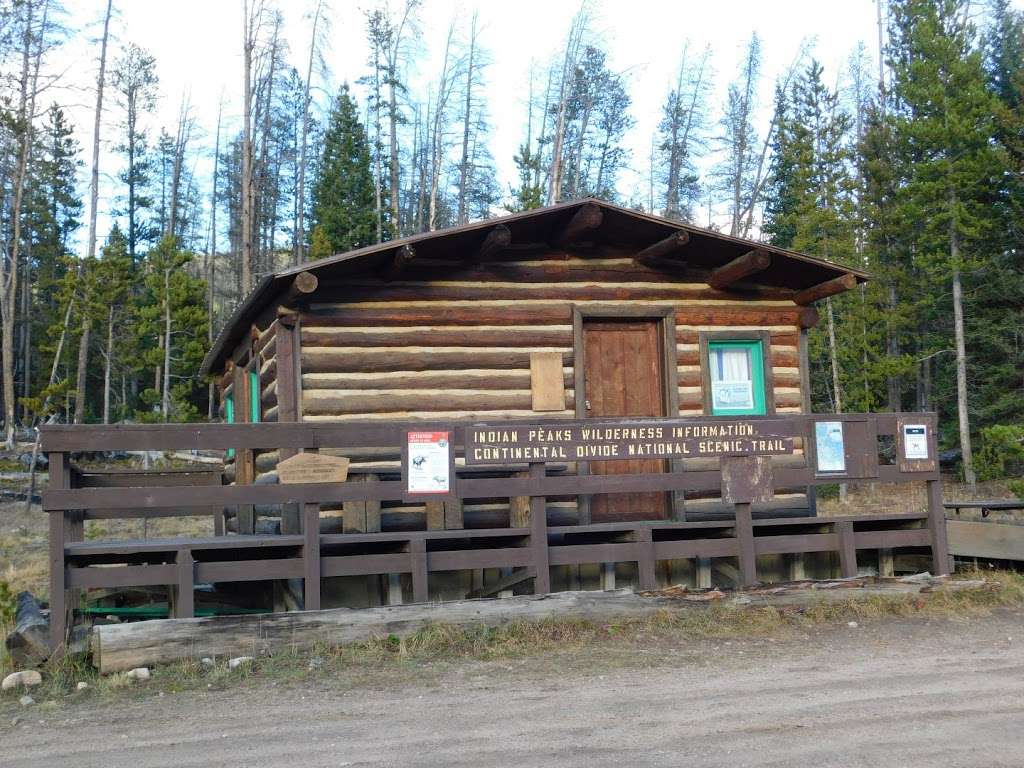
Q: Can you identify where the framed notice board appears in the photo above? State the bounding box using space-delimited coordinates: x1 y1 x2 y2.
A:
401 430 456 502
896 416 937 473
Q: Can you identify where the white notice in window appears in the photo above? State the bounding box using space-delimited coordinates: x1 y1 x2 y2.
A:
903 424 929 460
406 431 451 494
711 380 754 411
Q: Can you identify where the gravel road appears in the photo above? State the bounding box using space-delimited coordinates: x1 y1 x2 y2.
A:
4 610 1024 767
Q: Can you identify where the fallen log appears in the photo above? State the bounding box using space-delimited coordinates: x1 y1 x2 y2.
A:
92 590 669 674
4 591 49 667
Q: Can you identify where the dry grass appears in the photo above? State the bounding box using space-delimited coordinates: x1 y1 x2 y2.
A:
2 570 1021 714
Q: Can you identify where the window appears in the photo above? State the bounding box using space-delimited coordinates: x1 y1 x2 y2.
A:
249 370 261 423
707 340 767 416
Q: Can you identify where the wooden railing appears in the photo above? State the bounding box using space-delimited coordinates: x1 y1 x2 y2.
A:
41 412 949 653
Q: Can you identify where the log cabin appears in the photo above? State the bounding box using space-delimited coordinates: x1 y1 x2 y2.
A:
199 198 869 602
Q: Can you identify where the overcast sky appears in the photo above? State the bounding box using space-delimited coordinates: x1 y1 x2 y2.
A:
48 0 1018 246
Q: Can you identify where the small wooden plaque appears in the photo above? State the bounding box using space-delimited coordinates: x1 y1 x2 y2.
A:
721 455 773 505
530 351 564 412
278 452 350 484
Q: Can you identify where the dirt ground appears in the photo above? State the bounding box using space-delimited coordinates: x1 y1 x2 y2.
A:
3 608 1023 768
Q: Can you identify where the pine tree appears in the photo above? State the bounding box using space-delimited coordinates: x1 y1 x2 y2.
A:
309 84 377 255
886 0 1008 486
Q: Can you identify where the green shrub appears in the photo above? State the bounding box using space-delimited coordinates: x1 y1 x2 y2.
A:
975 424 1024 482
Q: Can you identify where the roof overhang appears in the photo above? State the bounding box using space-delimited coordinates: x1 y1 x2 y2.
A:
201 198 868 377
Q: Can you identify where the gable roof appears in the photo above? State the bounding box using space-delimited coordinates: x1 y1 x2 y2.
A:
201 198 868 376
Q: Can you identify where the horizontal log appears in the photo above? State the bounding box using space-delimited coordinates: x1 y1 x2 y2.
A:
254 322 277 355
302 370 574 391
794 274 859 305
312 283 795 303
634 231 691 266
382 244 416 281
302 389 575 415
302 347 572 373
90 590 677 673
555 201 603 246
301 326 574 348
677 346 798 368
301 409 576 422
707 249 772 290
475 224 512 261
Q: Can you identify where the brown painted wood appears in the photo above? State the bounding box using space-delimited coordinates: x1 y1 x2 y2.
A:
529 463 551 594
583 319 669 522
836 521 858 578
301 349 574 374
410 538 428 602
303 502 321 610
735 502 757 586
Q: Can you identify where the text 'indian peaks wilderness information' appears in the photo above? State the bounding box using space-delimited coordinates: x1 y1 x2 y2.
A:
465 420 794 465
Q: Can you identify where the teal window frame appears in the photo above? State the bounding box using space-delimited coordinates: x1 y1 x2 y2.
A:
707 339 767 416
224 393 235 459
249 370 261 423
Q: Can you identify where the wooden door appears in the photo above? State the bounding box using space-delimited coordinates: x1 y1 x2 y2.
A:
582 319 669 522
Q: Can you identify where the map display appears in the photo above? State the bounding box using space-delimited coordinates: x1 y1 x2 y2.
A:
815 421 846 473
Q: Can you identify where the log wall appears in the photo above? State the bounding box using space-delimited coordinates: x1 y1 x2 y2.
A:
295 256 807 425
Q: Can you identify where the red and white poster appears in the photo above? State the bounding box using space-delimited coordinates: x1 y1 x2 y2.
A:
406 431 451 495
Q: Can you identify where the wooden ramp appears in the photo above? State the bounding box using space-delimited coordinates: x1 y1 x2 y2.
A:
947 519 1024 562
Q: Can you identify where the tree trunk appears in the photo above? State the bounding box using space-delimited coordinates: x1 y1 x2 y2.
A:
952 262 975 488
102 305 113 424
295 0 323 263
74 312 90 424
87 0 113 261
207 99 222 420
162 267 172 420
456 13 477 225
241 0 257 293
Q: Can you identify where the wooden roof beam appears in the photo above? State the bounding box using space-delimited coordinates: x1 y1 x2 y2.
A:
554 202 603 248
707 249 772 291
382 244 416 281
793 273 858 305
475 224 512 262
279 270 318 306
634 231 691 267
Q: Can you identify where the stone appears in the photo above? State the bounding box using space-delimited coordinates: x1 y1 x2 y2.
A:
228 656 254 670
19 696 34 707
126 667 150 681
200 657 214 667
2 670 43 691
847 621 859 628
76 682 88 691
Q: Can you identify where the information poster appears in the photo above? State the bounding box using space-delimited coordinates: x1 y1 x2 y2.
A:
902 424 929 460
711 380 754 411
406 431 451 495
815 421 846 473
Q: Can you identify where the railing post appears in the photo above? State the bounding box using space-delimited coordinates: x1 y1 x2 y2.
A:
735 502 757 587
836 521 858 578
529 462 550 595
636 526 656 591
302 502 321 610
173 550 195 618
927 479 951 576
47 451 69 652
410 538 428 603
